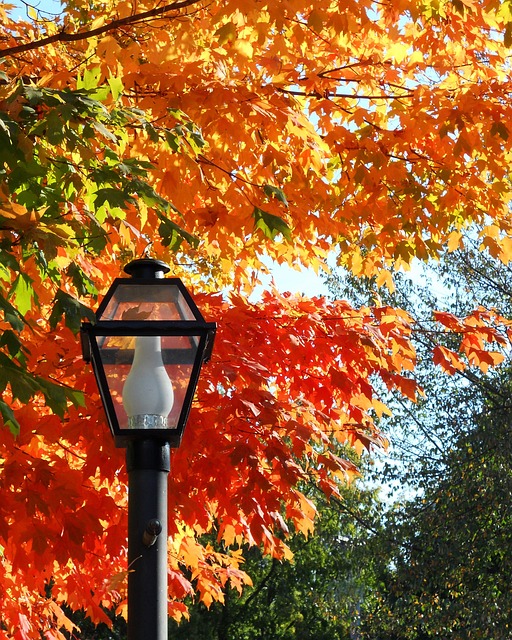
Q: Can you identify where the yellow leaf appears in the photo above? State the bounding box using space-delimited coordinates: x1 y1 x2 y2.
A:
386 42 409 64
43 19 58 35
233 39 253 59
90 16 106 30
500 235 512 264
447 230 463 252
372 399 392 418
409 50 424 65
376 269 395 292
348 248 363 275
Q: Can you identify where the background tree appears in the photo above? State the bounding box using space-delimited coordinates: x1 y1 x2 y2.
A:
327 237 512 638
170 477 383 640
366 386 512 639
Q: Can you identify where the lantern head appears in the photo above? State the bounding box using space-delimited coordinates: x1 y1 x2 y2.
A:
81 259 216 447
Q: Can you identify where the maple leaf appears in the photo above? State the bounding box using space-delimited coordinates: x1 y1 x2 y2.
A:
433 345 466 375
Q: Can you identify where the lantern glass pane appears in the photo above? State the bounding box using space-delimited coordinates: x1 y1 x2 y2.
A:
97 333 200 430
99 284 197 322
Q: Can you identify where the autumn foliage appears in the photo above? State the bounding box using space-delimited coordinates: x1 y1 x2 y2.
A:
1 0 512 636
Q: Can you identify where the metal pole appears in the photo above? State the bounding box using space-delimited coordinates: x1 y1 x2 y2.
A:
127 439 170 640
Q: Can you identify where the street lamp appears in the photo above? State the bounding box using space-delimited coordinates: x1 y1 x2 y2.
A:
80 258 216 640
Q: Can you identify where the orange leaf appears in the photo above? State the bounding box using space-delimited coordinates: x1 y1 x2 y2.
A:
432 345 466 375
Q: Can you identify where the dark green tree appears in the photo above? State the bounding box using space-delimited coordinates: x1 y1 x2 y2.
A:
169 480 383 640
361 372 512 639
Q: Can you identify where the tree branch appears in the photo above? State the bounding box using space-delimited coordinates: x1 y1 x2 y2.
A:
275 86 414 101
238 557 279 613
0 0 205 56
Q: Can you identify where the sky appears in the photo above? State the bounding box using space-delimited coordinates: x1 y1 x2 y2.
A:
259 257 331 297
12 0 61 18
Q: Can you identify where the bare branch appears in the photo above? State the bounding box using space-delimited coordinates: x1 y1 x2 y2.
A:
275 86 415 101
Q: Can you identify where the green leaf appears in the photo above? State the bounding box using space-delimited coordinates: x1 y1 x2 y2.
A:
0 400 19 435
0 291 25 331
67 263 99 297
24 85 44 105
38 378 86 418
79 67 102 91
49 289 95 334
131 179 171 211
0 330 26 364
0 114 19 145
9 369 39 403
253 207 292 242
118 158 154 176
143 121 160 143
0 247 20 274
84 86 110 104
184 123 206 151
46 109 67 145
158 217 199 251
0 353 38 403
165 130 181 152
10 273 36 316
94 188 135 210
0 349 84 422
107 75 124 102
92 121 118 143
188 131 206 152
263 184 288 207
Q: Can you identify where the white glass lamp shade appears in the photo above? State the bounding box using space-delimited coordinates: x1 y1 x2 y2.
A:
122 336 175 429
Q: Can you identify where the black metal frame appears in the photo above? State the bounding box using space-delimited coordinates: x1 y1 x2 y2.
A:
95 276 207 322
126 439 170 640
80 272 216 448
81 323 215 447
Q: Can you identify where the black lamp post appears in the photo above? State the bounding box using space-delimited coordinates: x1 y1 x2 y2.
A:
80 258 216 640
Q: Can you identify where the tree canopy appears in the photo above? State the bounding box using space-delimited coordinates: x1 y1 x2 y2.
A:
1 0 512 637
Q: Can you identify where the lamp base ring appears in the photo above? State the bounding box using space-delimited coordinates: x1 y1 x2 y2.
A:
128 414 171 429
